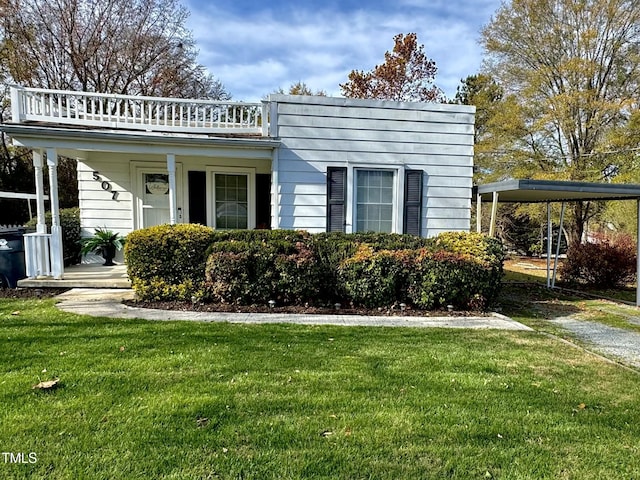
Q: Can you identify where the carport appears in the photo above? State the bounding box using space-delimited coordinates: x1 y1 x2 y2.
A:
474 179 640 306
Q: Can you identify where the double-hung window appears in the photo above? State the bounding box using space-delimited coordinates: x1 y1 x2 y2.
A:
326 167 423 235
214 173 248 229
355 169 394 233
206 167 255 230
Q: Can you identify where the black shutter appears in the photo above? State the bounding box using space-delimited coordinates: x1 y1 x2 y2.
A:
326 167 347 232
403 170 423 236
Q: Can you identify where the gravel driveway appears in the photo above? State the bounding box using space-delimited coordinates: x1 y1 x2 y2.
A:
550 316 640 368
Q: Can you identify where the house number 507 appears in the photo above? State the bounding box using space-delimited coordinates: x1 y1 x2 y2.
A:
92 171 119 200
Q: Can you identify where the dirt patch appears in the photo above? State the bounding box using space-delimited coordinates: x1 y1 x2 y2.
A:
0 287 69 299
124 299 488 318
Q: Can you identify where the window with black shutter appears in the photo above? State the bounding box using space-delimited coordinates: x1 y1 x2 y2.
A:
403 170 423 236
326 167 347 232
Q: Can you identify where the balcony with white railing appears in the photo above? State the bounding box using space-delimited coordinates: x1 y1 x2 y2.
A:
10 86 269 136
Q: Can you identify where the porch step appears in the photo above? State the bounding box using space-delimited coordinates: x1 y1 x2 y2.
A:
17 263 131 289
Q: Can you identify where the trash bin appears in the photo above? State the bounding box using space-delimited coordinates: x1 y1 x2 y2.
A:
0 227 27 288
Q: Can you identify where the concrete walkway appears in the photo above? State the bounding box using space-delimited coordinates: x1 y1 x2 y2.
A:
55 288 533 331
550 316 640 368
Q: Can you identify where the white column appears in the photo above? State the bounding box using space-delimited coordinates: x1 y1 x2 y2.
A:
167 154 177 225
489 192 499 237
270 149 280 229
47 148 63 279
33 150 47 234
476 193 482 233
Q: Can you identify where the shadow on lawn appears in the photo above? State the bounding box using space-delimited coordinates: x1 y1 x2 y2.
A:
497 281 583 320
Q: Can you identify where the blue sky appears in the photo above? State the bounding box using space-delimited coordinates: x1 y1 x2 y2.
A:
183 0 501 101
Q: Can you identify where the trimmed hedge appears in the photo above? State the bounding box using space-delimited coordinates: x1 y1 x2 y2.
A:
125 224 217 301
24 207 81 266
125 226 505 310
204 230 319 305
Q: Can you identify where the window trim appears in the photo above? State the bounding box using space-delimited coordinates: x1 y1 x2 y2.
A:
351 167 403 234
205 166 256 229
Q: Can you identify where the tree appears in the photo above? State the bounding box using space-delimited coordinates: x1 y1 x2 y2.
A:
340 33 443 102
0 0 229 99
481 0 640 246
273 81 327 97
0 0 230 224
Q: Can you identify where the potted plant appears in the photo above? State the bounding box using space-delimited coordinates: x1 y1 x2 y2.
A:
80 228 125 266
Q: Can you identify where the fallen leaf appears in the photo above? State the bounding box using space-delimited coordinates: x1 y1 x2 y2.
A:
32 378 60 390
578 403 586 410
344 427 352 437
196 417 209 428
119 346 125 352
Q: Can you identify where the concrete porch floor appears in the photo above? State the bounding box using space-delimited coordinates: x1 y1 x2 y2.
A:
17 263 131 288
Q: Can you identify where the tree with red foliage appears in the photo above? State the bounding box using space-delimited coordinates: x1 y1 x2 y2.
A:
340 33 443 103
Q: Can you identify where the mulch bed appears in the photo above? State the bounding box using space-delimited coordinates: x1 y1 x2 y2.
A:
125 299 487 317
0 287 70 299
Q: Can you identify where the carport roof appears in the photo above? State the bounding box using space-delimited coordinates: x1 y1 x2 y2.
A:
474 179 640 203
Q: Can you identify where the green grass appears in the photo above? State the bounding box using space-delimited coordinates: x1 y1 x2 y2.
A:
1 296 640 479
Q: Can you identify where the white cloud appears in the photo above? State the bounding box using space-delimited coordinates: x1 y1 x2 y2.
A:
184 0 501 101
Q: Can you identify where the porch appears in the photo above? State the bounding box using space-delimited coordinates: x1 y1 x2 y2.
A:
17 263 130 289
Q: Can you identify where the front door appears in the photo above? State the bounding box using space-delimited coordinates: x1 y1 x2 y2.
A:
136 166 182 228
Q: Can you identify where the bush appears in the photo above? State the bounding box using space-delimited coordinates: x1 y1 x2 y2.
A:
559 233 636 288
24 207 81 266
311 232 435 301
408 250 500 310
337 245 414 307
128 227 505 310
125 224 216 300
204 230 320 305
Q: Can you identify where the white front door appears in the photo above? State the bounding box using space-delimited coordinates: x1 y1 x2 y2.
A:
136 166 182 228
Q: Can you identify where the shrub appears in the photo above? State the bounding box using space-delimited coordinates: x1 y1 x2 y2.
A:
408 250 498 310
311 232 435 301
128 227 505 310
204 230 320 305
337 245 415 307
559 233 636 288
24 207 81 266
125 223 216 300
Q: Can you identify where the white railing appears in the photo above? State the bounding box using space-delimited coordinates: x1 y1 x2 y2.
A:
24 232 52 278
23 229 63 279
10 86 269 136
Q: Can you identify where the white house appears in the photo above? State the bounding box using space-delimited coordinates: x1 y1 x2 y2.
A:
1 86 475 279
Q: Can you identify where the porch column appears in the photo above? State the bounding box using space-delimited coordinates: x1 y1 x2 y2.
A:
46 148 63 279
167 154 177 225
271 149 280 229
33 150 47 234
476 192 482 233
489 192 499 237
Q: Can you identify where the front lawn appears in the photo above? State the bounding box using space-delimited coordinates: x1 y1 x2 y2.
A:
1 295 639 479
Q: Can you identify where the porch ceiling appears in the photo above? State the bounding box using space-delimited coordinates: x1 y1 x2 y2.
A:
474 179 640 203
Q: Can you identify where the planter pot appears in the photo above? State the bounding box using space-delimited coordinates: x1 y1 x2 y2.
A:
102 245 116 266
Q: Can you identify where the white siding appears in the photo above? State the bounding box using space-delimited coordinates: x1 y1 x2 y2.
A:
271 95 475 236
78 152 271 236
